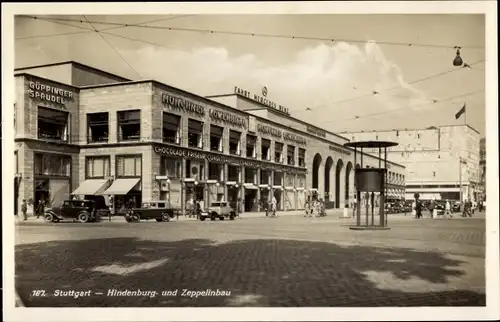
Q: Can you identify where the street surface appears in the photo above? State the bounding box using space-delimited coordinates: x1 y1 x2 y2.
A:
15 211 486 307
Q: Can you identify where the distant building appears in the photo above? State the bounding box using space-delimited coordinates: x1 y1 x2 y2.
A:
479 137 486 201
345 125 481 202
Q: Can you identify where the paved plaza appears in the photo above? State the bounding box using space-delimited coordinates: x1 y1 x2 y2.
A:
14 211 486 307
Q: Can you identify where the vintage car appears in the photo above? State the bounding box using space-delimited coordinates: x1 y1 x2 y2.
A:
44 199 106 223
124 201 178 223
199 201 237 221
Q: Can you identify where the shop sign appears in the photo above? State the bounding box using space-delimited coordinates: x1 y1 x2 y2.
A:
28 81 74 106
153 145 305 174
209 109 246 128
329 145 351 155
283 132 307 146
162 93 205 116
257 124 282 139
307 125 326 138
234 86 290 115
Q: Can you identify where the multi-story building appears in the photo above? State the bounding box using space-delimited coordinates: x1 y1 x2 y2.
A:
479 137 486 201
13 61 406 215
345 125 481 202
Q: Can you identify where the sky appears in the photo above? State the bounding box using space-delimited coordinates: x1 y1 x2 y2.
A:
14 14 486 135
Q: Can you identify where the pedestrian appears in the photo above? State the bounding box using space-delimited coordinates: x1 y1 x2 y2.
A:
478 201 483 212
271 196 278 218
415 199 423 219
36 199 45 219
428 199 435 218
444 199 453 218
236 198 242 218
21 199 28 221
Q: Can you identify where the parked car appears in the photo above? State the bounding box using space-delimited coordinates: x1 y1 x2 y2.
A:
434 200 446 216
44 199 105 223
124 201 178 223
199 201 237 221
452 201 461 212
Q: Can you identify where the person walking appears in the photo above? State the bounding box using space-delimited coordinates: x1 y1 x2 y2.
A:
428 199 435 219
21 199 28 221
444 200 453 218
271 196 278 218
415 199 423 219
236 198 243 218
36 199 45 219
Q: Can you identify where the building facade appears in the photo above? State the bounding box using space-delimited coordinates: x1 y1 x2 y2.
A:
345 125 481 202
478 137 486 201
13 61 406 215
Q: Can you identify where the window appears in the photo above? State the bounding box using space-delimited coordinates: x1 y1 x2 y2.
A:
210 125 224 152
185 160 204 180
229 130 241 155
275 142 283 163
34 153 71 176
246 134 257 158
163 113 181 144
160 157 181 179
245 168 256 184
86 156 110 178
188 119 203 148
287 145 295 165
37 106 69 142
297 175 306 188
298 148 306 167
208 163 224 181
261 139 271 161
260 170 271 185
87 112 109 143
118 110 141 141
285 173 294 186
273 171 283 186
116 155 142 177
228 165 239 182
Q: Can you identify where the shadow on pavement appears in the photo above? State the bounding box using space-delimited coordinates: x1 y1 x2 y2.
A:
15 237 485 307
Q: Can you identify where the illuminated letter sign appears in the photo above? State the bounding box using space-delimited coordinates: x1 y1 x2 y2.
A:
28 81 74 106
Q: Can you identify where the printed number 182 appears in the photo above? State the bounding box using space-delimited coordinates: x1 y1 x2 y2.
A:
31 290 46 297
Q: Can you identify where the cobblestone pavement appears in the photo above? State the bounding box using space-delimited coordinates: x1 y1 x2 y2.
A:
14 213 486 307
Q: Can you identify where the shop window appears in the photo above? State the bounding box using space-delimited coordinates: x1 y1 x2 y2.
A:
116 155 142 177
160 157 181 179
287 145 295 165
246 134 257 158
210 125 224 152
185 160 204 180
86 156 111 178
118 110 141 141
275 142 284 163
273 172 283 186
188 119 203 148
261 139 271 161
229 130 241 155
260 170 271 185
285 173 295 186
163 112 181 144
37 106 69 142
87 112 109 143
208 163 224 181
297 175 306 188
34 153 71 177
228 165 239 182
298 148 306 167
245 168 256 184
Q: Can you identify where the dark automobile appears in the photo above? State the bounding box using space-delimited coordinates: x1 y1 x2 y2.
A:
434 200 447 216
452 201 461 212
125 201 178 223
199 201 237 221
44 199 105 223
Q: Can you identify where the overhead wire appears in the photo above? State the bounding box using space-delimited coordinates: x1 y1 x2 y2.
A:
19 15 485 50
314 89 484 126
16 15 194 40
82 15 142 79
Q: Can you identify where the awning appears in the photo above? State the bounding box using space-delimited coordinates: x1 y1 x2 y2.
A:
243 184 258 190
103 178 141 195
71 179 109 195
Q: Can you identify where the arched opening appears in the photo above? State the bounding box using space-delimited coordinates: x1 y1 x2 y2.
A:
345 162 353 202
335 159 344 208
312 153 322 190
324 157 334 202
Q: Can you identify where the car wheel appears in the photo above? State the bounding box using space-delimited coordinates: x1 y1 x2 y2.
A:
219 216 225 221
200 217 206 221
78 212 90 223
44 213 54 223
131 213 140 223
161 213 170 222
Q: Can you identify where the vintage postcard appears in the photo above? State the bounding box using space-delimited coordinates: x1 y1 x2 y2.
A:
2 1 498 321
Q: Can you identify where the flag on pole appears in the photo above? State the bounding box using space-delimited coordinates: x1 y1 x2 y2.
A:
455 102 466 120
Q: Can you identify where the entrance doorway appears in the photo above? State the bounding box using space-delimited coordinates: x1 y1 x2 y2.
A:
227 186 239 209
244 188 258 212
35 179 50 211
